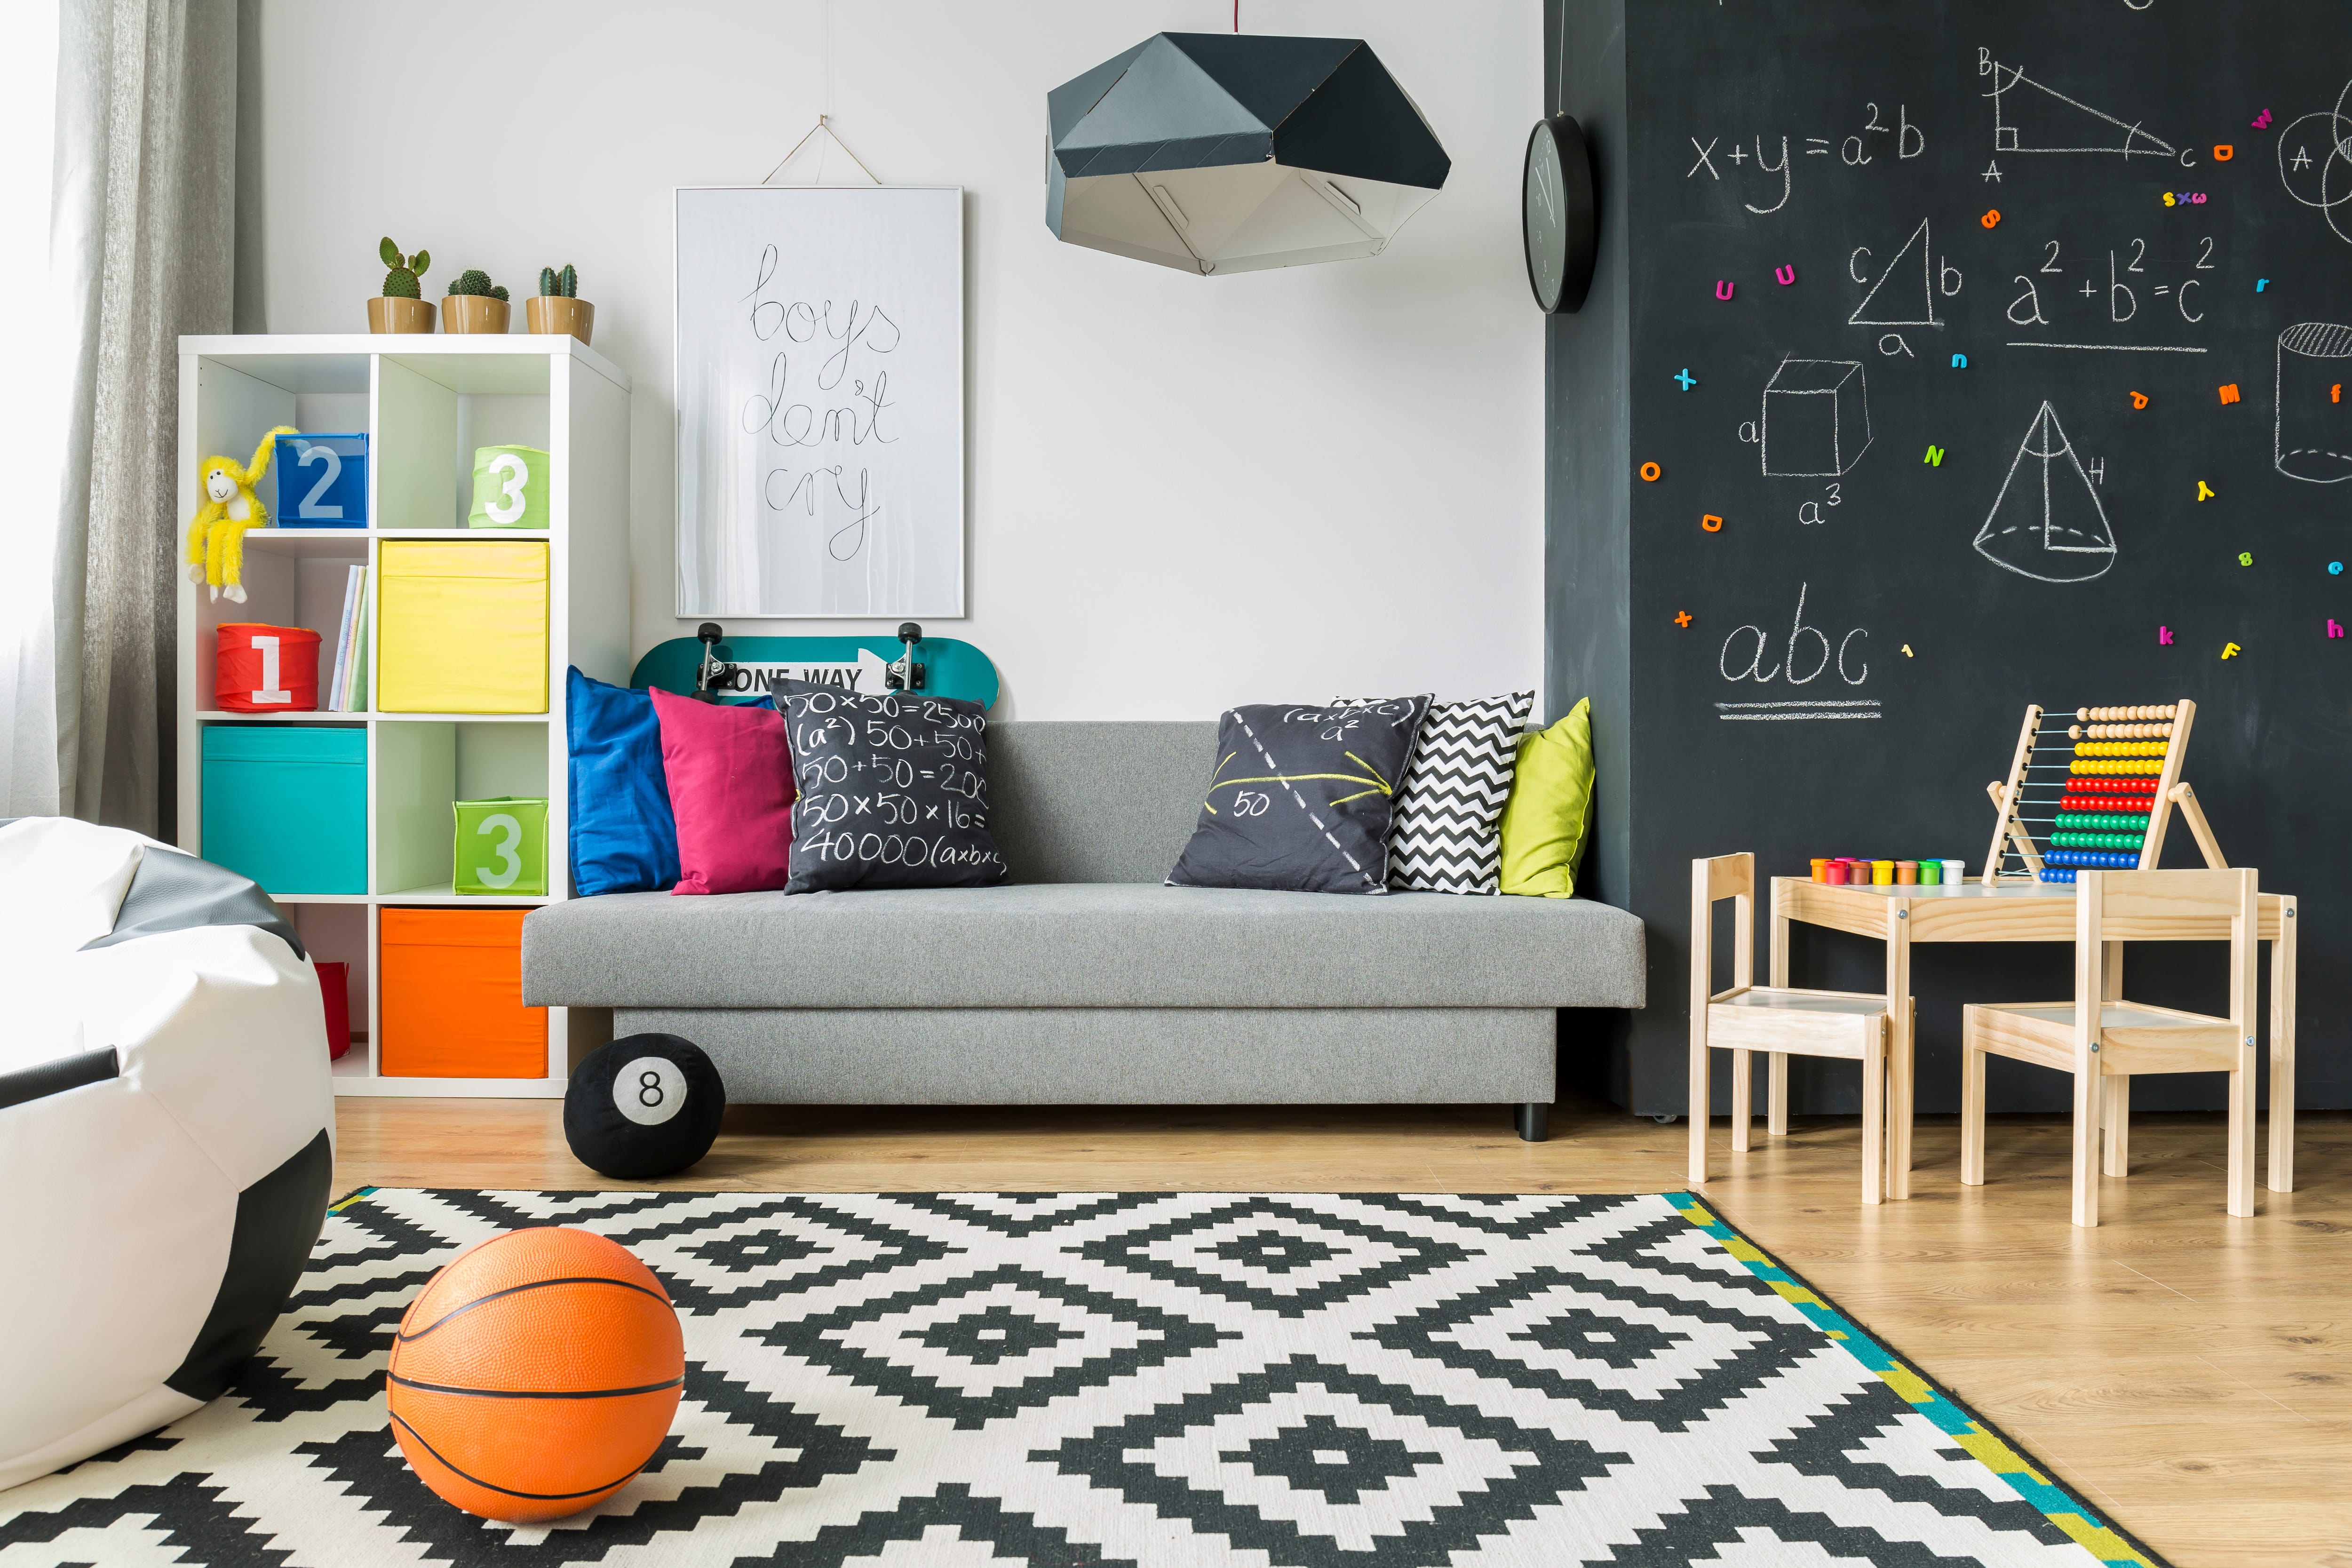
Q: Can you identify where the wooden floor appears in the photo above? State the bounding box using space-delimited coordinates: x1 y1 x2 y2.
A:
336 1096 2351 1568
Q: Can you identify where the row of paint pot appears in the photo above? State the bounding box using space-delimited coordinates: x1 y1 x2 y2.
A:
1810 857 1967 887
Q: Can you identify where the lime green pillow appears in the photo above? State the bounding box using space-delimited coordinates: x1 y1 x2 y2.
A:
1497 698 1595 898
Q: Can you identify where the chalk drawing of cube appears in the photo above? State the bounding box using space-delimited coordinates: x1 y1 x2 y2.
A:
1762 358 1872 477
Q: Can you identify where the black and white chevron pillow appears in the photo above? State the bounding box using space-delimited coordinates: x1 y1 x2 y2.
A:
1338 691 1534 893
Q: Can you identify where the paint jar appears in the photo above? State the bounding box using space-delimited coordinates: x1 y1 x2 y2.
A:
1872 860 1895 886
1810 858 1828 882
1918 860 1942 886
1942 859 1966 882
1824 860 1847 884
1896 860 1918 884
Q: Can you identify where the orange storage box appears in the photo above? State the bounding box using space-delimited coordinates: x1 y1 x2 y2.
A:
379 908 546 1078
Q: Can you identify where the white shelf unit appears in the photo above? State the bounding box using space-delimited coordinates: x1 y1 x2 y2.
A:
176 334 631 1098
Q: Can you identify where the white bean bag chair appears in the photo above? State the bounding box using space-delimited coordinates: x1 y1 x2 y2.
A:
0 818 334 1492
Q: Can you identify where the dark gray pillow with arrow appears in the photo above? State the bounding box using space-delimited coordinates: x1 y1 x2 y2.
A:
1167 699 1430 895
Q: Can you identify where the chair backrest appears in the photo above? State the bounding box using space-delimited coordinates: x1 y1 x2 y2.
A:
1688 853 1756 1014
2075 867 2258 1038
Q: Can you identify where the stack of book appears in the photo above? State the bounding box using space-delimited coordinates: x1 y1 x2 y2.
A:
324 565 370 712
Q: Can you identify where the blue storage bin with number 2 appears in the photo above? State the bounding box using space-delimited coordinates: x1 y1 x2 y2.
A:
273 432 368 527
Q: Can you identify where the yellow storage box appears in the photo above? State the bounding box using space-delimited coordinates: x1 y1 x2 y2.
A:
378 540 548 713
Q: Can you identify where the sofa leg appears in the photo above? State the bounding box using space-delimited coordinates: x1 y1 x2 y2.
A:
1515 1102 1550 1142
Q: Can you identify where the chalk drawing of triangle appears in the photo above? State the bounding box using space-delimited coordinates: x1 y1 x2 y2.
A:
1987 61 2176 157
1975 402 2116 584
1850 217 1938 327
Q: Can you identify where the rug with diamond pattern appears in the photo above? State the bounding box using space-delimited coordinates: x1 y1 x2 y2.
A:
0 1190 2165 1567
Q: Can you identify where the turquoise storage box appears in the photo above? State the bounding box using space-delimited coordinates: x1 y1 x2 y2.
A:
199 725 367 895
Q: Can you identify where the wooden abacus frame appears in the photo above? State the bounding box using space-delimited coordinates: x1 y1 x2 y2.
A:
1979 700 2231 884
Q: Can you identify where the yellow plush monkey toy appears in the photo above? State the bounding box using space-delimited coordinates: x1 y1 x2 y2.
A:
186 426 299 604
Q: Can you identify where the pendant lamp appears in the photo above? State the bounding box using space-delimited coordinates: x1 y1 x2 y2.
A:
1046 32 1450 276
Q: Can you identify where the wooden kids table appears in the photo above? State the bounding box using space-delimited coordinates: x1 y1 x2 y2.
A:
1767 876 2299 1201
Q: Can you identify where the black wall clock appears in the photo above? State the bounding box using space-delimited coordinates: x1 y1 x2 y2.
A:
1523 114 1597 314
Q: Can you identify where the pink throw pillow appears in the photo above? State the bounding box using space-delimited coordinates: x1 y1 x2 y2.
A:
650 689 796 895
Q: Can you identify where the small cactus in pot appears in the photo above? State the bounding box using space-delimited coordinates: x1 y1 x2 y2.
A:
526 263 594 344
368 238 437 332
449 269 511 302
443 268 512 334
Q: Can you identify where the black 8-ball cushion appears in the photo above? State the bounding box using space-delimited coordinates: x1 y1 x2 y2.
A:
564 1034 726 1179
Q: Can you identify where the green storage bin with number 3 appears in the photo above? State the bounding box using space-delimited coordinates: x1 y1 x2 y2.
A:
468 445 549 529
453 796 549 894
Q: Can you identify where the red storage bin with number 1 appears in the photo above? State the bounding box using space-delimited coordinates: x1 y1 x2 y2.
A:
216 622 320 712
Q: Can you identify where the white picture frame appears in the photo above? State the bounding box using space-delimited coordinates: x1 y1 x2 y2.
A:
674 185 966 618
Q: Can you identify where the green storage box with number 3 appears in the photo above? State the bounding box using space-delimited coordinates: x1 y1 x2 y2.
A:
468 445 549 529
452 796 549 895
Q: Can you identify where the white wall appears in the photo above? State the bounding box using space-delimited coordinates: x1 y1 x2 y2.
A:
251 0 1542 718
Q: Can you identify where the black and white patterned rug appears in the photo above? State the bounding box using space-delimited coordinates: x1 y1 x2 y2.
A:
0 1190 2163 1567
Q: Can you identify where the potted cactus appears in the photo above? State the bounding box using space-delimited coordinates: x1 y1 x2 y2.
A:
366 239 435 333
443 269 511 334
525 264 594 344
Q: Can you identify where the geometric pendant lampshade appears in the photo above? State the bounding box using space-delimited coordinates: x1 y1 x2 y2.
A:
1047 32 1449 276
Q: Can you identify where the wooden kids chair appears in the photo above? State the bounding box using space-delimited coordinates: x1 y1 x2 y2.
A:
1688 854 1909 1204
1960 867 2260 1227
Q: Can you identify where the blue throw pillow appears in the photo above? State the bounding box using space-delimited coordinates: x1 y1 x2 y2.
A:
566 668 680 896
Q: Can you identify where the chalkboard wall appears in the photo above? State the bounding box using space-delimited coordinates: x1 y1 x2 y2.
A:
1546 0 2350 1115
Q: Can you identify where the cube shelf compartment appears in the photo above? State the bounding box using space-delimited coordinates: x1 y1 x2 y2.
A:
175 334 631 1097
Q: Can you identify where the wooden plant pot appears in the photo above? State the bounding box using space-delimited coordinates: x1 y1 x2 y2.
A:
367 296 436 334
441 295 511 334
525 295 594 345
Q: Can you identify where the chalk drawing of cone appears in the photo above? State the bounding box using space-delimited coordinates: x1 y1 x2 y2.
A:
1974 402 2116 584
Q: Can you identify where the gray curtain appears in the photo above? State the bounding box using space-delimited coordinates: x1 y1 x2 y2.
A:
52 0 239 836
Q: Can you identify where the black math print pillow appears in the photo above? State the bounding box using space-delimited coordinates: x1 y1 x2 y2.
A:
1166 698 1431 895
767 679 1008 892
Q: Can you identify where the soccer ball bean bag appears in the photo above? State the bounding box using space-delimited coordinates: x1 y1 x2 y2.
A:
0 818 334 1492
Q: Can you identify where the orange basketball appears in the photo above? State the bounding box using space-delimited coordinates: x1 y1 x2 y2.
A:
386 1226 683 1523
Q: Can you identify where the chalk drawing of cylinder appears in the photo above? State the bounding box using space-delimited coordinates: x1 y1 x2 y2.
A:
2275 322 2352 483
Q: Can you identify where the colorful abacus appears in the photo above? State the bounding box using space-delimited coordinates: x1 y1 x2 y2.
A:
1981 702 2198 885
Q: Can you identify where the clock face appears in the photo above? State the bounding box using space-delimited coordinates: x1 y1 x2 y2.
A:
1523 116 1595 314
1524 123 1568 312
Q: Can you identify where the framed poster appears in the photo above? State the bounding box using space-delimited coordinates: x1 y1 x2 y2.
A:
674 185 964 617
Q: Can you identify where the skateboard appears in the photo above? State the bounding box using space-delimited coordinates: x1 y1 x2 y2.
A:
629 624 1000 709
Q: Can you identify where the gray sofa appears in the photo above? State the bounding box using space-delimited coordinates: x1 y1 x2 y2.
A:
522 721 1645 1139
